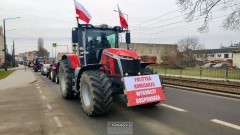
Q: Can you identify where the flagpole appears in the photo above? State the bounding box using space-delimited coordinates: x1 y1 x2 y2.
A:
76 16 80 29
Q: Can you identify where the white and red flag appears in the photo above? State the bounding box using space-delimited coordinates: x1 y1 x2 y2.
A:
74 0 92 24
117 4 128 29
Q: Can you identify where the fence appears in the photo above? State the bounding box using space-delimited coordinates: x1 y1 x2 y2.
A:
152 66 240 80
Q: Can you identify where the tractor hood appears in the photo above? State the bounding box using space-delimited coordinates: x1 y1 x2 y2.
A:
104 48 140 59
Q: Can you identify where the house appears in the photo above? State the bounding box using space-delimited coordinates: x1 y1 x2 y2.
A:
191 47 239 64
233 50 240 69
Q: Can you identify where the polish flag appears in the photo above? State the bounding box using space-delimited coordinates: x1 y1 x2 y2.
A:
117 5 128 29
74 0 92 24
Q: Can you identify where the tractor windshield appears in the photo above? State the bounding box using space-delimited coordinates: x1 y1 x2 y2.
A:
86 29 118 49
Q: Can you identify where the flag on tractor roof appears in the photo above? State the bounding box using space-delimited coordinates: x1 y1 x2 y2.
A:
117 4 128 29
74 0 92 24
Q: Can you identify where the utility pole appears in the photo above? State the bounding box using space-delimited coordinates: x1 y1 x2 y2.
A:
3 19 7 71
12 40 15 67
3 17 20 71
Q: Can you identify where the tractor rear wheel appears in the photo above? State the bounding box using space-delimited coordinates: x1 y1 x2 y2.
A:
51 70 56 82
59 60 75 99
55 75 59 84
80 70 112 116
141 66 160 106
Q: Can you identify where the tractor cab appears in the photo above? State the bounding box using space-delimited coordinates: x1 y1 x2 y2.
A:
72 24 127 65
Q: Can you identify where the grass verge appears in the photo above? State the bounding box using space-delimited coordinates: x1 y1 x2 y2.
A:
0 70 15 80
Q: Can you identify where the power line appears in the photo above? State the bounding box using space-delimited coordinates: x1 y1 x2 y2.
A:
0 8 75 23
131 2 240 34
130 0 236 30
132 14 229 38
130 9 181 28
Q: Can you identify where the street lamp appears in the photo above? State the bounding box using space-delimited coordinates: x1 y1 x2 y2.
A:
12 38 22 67
3 17 20 71
6 29 16 32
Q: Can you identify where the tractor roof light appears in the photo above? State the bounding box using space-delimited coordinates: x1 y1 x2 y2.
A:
120 56 133 60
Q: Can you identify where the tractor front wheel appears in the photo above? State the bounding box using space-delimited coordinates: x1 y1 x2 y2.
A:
80 70 112 116
59 60 75 99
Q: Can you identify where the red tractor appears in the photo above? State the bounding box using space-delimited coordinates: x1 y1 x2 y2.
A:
59 24 165 116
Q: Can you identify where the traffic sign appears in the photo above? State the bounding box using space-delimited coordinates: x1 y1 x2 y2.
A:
52 43 57 47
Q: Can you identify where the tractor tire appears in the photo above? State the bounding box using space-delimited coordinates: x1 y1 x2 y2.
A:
80 70 112 116
51 70 56 82
34 67 38 72
48 71 52 80
55 75 59 84
141 66 160 106
59 60 75 99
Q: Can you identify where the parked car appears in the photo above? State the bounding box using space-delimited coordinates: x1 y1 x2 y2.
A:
41 64 50 75
212 63 228 68
201 63 216 68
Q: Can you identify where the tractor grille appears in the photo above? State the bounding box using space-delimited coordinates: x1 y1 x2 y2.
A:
120 59 140 76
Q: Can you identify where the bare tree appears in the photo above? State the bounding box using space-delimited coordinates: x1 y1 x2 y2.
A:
36 38 49 58
178 37 204 52
177 37 205 67
38 37 44 50
177 0 240 32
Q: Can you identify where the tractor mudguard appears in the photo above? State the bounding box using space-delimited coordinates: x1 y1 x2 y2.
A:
61 54 80 69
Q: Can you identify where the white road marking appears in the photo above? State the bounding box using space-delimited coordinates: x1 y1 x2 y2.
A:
39 90 42 94
41 95 47 100
53 116 63 127
46 104 52 110
211 119 240 130
160 104 187 112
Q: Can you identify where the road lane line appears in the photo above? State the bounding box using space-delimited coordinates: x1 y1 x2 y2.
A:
211 119 240 130
53 116 63 127
41 95 47 100
160 104 187 112
46 104 52 110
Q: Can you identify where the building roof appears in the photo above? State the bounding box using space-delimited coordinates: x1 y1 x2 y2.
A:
192 47 239 54
233 50 240 53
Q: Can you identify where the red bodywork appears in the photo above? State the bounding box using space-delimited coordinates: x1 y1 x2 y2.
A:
100 48 140 76
67 54 81 69
104 48 140 59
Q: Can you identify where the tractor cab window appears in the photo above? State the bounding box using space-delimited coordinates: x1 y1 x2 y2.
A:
85 29 117 64
86 29 117 49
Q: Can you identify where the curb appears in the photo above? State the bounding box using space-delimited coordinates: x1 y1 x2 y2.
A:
30 79 37 84
165 84 240 99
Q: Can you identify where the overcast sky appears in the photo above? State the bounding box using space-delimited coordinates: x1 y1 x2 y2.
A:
0 0 239 55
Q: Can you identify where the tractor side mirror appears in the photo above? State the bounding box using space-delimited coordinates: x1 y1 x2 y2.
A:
126 32 131 44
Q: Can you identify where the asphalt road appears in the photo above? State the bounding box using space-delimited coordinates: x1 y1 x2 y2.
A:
36 72 240 135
